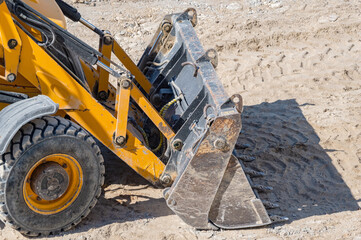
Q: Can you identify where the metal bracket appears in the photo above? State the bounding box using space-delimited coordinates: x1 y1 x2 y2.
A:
196 49 218 69
177 8 197 27
114 77 131 147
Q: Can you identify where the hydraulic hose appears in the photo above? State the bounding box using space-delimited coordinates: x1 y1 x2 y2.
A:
152 97 180 152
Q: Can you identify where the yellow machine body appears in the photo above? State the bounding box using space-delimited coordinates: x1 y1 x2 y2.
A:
0 0 166 184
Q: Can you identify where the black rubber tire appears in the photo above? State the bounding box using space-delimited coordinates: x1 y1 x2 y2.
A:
0 116 105 237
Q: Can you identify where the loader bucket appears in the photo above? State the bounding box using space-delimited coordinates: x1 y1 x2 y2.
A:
138 9 273 229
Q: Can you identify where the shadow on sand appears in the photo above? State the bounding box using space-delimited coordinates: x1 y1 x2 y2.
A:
237 99 359 223
60 99 359 235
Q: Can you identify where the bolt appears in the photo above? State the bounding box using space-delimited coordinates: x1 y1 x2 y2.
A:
8 39 17 49
214 138 227 150
98 91 108 100
172 139 183 151
115 136 126 146
103 35 113 45
36 196 42 201
120 79 131 89
7 73 16 82
160 174 172 186
62 163 67 169
162 23 172 33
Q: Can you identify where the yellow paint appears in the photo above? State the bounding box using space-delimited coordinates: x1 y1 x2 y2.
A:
22 0 67 29
23 154 83 215
80 60 98 92
112 41 152 93
0 0 166 184
0 2 22 80
97 38 112 94
115 82 131 139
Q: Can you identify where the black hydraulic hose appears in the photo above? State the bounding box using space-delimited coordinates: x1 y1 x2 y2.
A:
17 9 56 46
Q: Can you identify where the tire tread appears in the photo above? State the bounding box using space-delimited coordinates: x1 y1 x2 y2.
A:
0 116 105 237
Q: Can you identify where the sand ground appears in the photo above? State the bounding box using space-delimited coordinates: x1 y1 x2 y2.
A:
1 0 361 239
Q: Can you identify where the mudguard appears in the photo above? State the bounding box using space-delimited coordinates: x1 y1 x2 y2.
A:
0 95 58 154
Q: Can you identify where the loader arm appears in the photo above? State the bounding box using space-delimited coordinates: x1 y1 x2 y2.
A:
0 0 166 184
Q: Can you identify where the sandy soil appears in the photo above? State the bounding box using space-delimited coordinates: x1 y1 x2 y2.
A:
1 0 361 239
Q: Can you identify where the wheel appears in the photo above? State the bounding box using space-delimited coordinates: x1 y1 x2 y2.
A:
0 116 105 236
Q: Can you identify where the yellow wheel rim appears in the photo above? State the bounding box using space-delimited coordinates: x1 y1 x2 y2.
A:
23 154 83 215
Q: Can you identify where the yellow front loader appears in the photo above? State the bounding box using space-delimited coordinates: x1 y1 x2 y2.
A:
0 0 286 236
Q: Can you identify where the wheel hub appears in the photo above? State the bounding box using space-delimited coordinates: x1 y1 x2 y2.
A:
23 154 83 215
31 162 69 201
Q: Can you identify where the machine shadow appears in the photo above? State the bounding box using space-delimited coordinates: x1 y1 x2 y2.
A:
64 145 174 235
67 99 358 235
237 99 359 223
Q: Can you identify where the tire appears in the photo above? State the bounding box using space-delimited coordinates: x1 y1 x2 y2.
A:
0 116 105 237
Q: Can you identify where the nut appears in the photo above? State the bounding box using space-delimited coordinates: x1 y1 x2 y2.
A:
103 35 113 45
7 73 16 82
115 136 126 147
172 139 183 151
160 174 172 186
162 22 172 33
120 79 132 89
8 39 18 49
